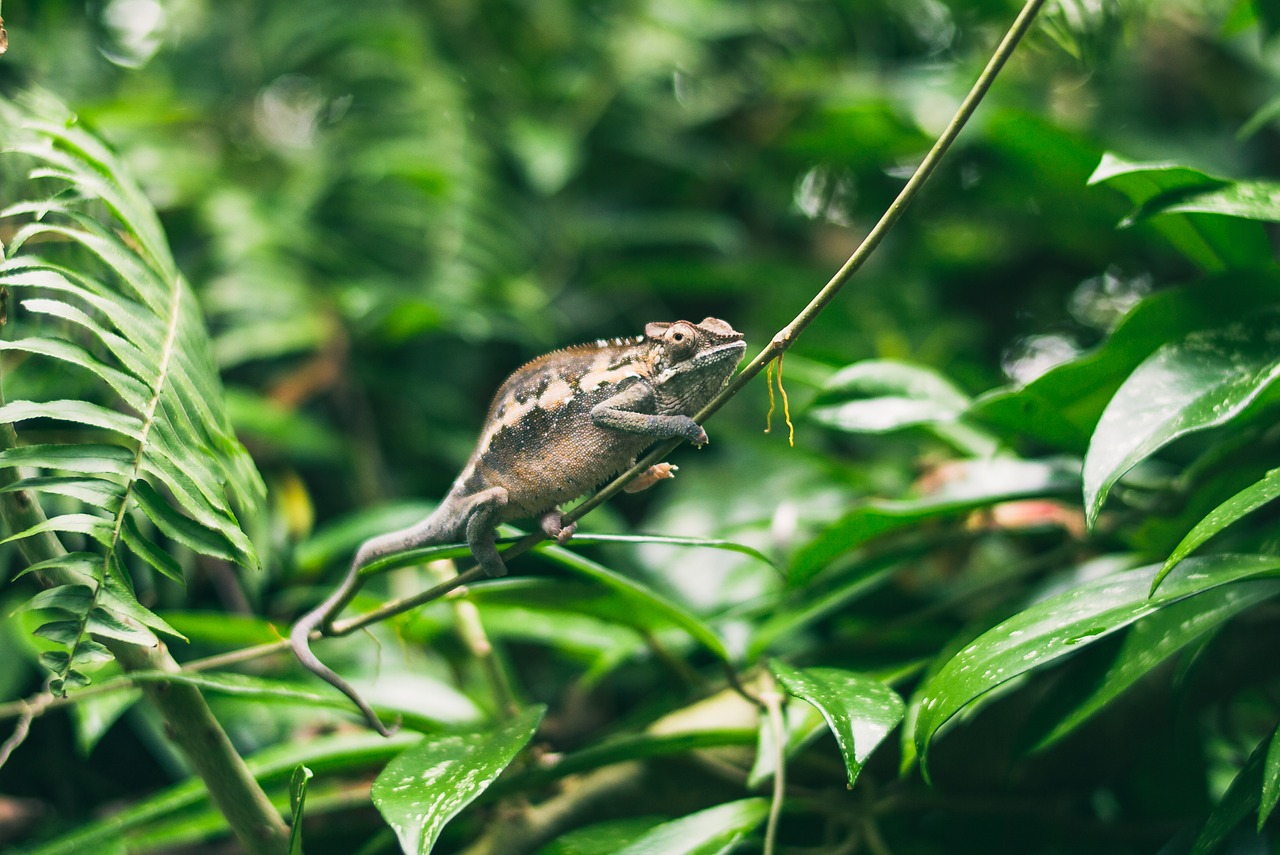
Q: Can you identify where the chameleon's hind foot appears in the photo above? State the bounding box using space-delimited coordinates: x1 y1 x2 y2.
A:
538 508 577 544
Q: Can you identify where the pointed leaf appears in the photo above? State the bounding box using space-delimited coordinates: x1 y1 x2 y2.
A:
0 444 135 478
914 554 1280 778
289 764 313 855
1032 579 1280 749
1084 314 1280 527
614 799 770 855
1261 724 1280 829
372 705 545 854
1155 467 1280 592
0 399 143 440
769 661 905 787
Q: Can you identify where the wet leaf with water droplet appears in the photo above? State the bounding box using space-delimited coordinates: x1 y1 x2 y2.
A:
1084 312 1280 528
769 660 905 788
372 705 544 854
913 554 1280 780
1154 466 1280 593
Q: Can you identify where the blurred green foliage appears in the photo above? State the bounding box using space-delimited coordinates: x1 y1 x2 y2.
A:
3 0 1280 853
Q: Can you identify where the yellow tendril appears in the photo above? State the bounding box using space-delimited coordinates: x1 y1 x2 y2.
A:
763 355 795 447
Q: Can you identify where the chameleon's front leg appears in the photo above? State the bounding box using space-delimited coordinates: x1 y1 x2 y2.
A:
590 382 709 446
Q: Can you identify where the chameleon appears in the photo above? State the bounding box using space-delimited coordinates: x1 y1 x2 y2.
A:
290 317 747 735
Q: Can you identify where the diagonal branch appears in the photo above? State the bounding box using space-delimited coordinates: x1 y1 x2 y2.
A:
302 0 1050 638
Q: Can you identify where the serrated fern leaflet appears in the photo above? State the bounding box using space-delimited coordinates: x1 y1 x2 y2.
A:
0 96 264 694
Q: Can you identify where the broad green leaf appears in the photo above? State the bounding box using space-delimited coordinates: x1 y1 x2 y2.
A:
810 358 970 432
288 765 313 855
972 273 1280 451
613 799 769 855
535 818 668 855
792 457 1079 583
1127 179 1280 224
1031 579 1280 749
914 554 1280 778
1154 467 1280 592
769 661 905 787
1089 153 1271 270
372 705 545 855
1084 314 1280 527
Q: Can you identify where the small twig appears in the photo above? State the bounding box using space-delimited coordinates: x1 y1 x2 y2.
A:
0 689 44 769
760 671 788 855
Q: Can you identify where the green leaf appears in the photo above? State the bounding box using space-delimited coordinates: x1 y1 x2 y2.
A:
1089 153 1272 270
792 457 1079 583
613 799 769 855
539 546 731 662
288 764 313 855
1191 733 1266 854
971 273 1280 451
811 359 971 433
1260 724 1280 829
0 443 135 478
769 661 905 787
1155 467 1280 592
1030 579 1280 749
0 399 143 440
372 705 545 854
1126 179 1280 225
1083 314 1280 527
913 554 1280 779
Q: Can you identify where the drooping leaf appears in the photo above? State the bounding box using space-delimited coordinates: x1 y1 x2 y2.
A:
1083 313 1280 527
371 705 545 854
972 273 1280 451
913 554 1280 779
769 660 905 787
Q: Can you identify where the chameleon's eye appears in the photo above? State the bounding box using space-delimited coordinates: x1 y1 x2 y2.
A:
666 324 697 359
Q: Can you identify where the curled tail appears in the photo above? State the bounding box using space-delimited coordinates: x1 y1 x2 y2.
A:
289 559 399 737
288 512 454 737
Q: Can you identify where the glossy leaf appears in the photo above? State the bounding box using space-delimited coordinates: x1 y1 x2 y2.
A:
1261 724 1280 829
972 273 1280 451
288 765 313 855
1084 313 1280 527
1191 734 1266 854
1154 467 1280 592
1088 153 1271 270
914 555 1280 777
1031 579 1280 749
769 660 905 787
614 799 769 855
372 705 545 854
810 358 970 433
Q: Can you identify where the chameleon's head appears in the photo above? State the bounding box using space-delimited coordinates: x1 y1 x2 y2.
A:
644 317 746 411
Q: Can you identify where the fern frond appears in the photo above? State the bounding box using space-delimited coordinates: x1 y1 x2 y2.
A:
0 95 265 695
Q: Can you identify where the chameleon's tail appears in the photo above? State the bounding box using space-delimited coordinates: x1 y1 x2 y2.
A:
288 512 454 737
289 560 400 737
